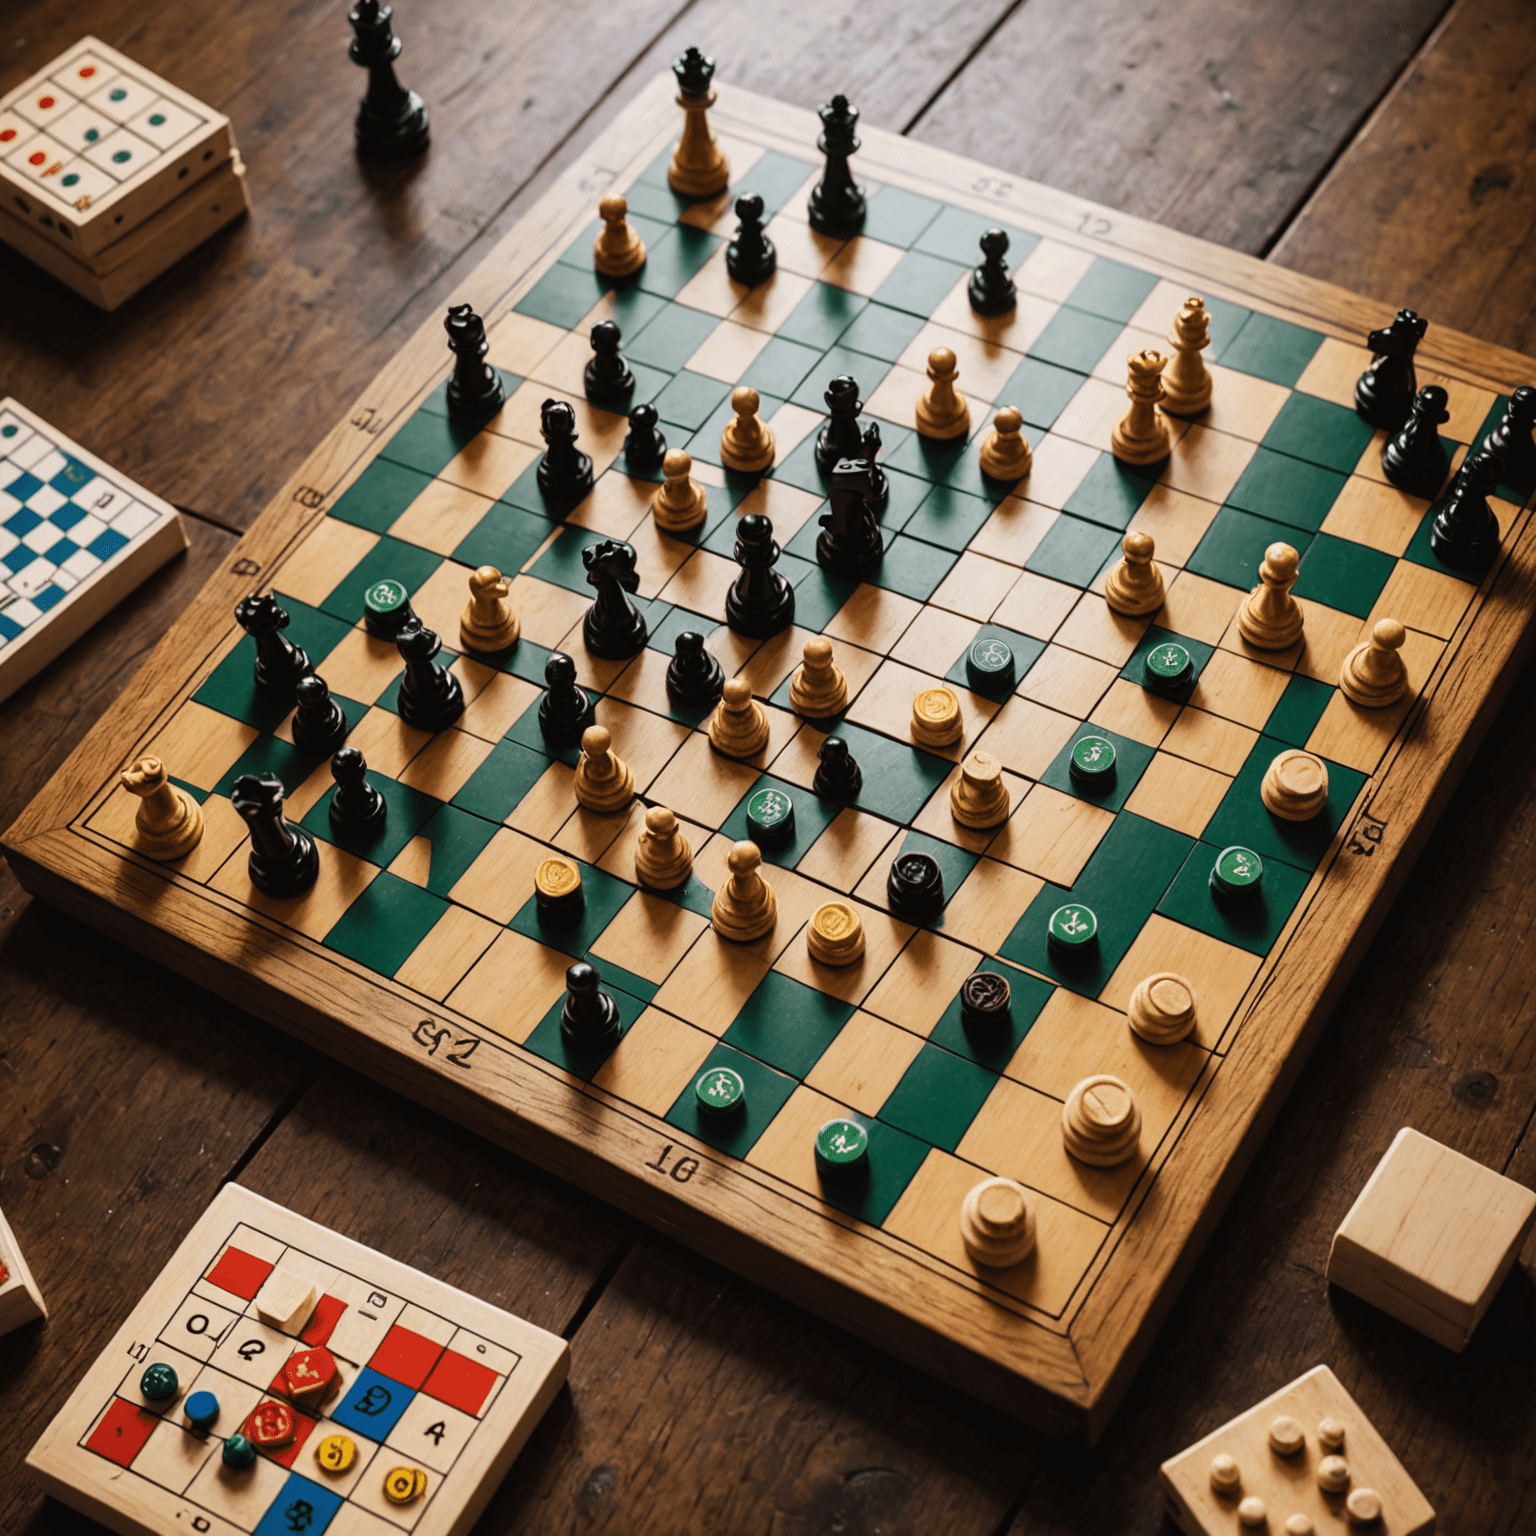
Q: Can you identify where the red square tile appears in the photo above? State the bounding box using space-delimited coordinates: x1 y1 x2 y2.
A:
301 1294 346 1348
84 1398 158 1468
422 1350 498 1417
367 1325 443 1389
205 1245 274 1301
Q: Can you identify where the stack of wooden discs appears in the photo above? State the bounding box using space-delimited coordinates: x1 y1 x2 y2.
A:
1128 972 1196 1044
958 1177 1037 1268
910 685 962 747
1260 748 1329 821
1061 1075 1142 1166
807 901 865 965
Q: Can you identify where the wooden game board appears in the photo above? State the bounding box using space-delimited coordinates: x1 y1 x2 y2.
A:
26 1184 569 1536
7 74 1536 1438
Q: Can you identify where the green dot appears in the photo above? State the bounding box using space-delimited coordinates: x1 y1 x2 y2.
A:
694 1065 745 1117
149 112 166 126
112 149 131 163
140 1362 179 1402
61 172 79 185
110 87 127 101
222 1433 256 1469
0 425 16 438
745 787 794 847
83 127 99 141
1047 902 1098 950
1068 734 1116 786
814 1117 868 1177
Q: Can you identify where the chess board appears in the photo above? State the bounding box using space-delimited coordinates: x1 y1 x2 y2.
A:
8 74 1536 1439
26 1184 568 1536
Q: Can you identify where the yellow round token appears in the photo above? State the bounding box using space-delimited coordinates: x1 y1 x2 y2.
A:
383 1466 429 1506
534 856 581 900
313 1433 357 1475
913 687 958 725
813 901 857 942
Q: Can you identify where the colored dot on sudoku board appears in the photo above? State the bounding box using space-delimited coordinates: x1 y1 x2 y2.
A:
149 113 166 125
28 151 44 165
112 150 130 162
84 128 99 140
37 95 55 109
110 88 127 101
62 173 79 185
1 426 17 438
78 67 97 78
0 130 15 142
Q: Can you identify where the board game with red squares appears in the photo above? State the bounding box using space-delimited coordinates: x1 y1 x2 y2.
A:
26 1185 569 1536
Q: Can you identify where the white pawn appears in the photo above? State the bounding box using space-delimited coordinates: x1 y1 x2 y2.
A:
915 347 970 440
959 1177 1037 1268
710 839 777 941
1340 618 1409 707
635 805 693 890
1237 542 1305 650
719 386 775 472
592 194 646 278
1111 349 1173 465
1104 530 1165 617
459 565 520 652
708 677 769 758
978 406 1031 482
652 449 707 532
120 755 204 860
788 636 847 718
949 750 1010 828
573 725 634 813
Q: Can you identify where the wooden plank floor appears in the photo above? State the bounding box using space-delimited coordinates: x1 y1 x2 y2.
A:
3 0 1533 1529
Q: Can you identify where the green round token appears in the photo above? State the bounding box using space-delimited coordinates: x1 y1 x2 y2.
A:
694 1065 746 1117
965 635 1016 693
149 112 166 126
1143 640 1193 693
1047 902 1098 953
112 149 131 163
140 1362 179 1402
1068 734 1116 788
222 1433 256 1470
814 1117 869 1178
1210 845 1264 899
363 577 413 637
745 786 795 847
0 425 16 438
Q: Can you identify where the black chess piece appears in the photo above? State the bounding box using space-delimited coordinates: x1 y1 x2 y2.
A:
860 420 889 512
231 773 319 898
815 374 865 475
816 458 884 577
1429 449 1503 569
808 94 866 236
536 398 594 509
1355 308 1427 430
726 192 776 286
725 513 795 638
968 229 1016 316
960 971 1012 1029
624 403 667 469
813 735 862 799
538 652 594 743
444 303 504 419
560 961 622 1046
665 630 724 708
347 0 429 158
1485 385 1536 485
235 592 311 696
328 746 386 835
584 320 635 408
581 538 648 658
394 618 464 732
292 674 350 756
886 850 944 919
1381 384 1451 498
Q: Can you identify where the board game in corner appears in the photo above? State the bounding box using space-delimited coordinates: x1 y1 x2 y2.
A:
26 1184 569 1536
0 1201 47 1333
0 398 188 703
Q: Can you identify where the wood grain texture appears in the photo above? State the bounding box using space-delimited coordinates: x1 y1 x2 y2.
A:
908 0 1453 255
1271 0 1536 352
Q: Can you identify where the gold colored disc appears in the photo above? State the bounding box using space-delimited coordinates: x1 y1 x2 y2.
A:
314 1433 357 1475
383 1466 429 1505
812 902 857 941
535 856 582 899
914 687 958 724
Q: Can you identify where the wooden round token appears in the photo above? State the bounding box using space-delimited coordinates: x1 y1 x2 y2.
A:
1128 971 1195 1044
1268 1415 1305 1455
383 1466 429 1506
314 1433 357 1475
535 856 582 901
1209 1454 1241 1495
958 1177 1036 1268
245 1399 296 1449
1261 748 1330 821
807 901 865 966
1285 1517 1317 1536
1317 1454 1350 1493
1238 1496 1268 1529
1062 1074 1141 1166
1318 1417 1346 1452
1344 1487 1382 1525
910 685 962 747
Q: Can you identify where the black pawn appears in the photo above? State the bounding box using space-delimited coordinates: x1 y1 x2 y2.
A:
815 374 865 475
726 192 776 286
231 773 319 899
887 851 944 919
861 420 889 512
808 94 866 236
816 457 884 578
538 652 594 743
561 961 622 1046
444 303 504 419
968 229 1016 316
666 630 724 708
581 538 648 658
1485 385 1536 485
235 593 311 697
347 0 429 159
813 735 862 799
584 320 635 408
395 618 464 733
1355 307 1427 430
1430 449 1503 568
1382 384 1450 498
624 403 667 469
292 674 349 756
328 746 386 835
536 398 594 508
725 513 795 639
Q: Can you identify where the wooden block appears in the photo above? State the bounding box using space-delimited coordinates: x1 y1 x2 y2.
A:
393 906 503 1001
398 728 496 802
1160 423 1255 505
0 1203 46 1334
934 858 1043 957
889 604 983 674
929 549 1025 623
824 582 924 656
1015 644 1118 719
1053 592 1150 668
1188 647 1290 730
969 498 1062 572
1158 1364 1435 1536
1163 706 1260 778
254 1267 316 1333
589 891 710 986
27 1185 567 1536
388 479 498 558
1160 570 1245 647
796 807 902 892
1089 678 1181 748
1327 1126 1536 1350
651 930 771 1036
1319 475 1429 557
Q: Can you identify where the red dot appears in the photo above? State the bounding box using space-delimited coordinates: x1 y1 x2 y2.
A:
79 66 96 78
0 129 14 143
28 151 44 165
37 95 55 110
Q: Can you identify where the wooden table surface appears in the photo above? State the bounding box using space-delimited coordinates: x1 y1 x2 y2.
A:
3 0 1534 1530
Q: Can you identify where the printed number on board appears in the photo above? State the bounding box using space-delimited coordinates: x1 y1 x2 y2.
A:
1347 811 1387 856
971 176 1013 196
1077 211 1113 237
411 1020 480 1068
646 1143 699 1183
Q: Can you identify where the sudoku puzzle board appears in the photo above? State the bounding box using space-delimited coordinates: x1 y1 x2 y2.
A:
8 76 1536 1436
27 1185 569 1536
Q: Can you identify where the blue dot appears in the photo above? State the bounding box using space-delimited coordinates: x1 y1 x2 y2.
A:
184 1389 220 1432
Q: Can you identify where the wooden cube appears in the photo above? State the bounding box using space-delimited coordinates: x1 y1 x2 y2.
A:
1159 1364 1434 1536
1327 1127 1536 1351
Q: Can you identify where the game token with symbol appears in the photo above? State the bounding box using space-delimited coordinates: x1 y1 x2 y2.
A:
1048 903 1098 957
965 636 1016 695
245 1399 297 1449
745 786 795 848
1211 846 1264 900
960 971 1012 1026
814 1118 869 1178
534 856 585 922
283 1345 339 1407
886 851 944 919
314 1432 357 1475
694 1065 746 1118
807 900 866 965
362 577 416 639
1068 735 1116 790
1143 640 1193 693
383 1466 429 1505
